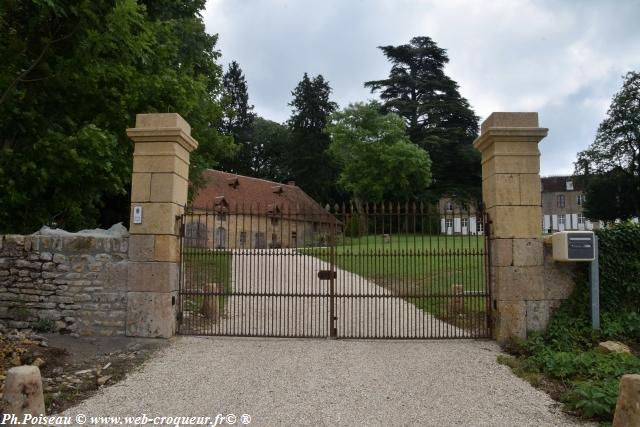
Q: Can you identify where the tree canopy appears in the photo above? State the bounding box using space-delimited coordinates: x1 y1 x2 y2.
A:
575 71 640 220
365 36 480 202
327 102 432 204
286 73 340 203
0 0 233 233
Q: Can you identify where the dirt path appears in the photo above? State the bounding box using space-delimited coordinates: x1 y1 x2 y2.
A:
208 249 468 338
61 337 592 426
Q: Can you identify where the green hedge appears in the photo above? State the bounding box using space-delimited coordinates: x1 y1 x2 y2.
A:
501 221 640 422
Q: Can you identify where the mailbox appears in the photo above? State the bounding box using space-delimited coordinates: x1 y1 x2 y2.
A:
552 231 595 262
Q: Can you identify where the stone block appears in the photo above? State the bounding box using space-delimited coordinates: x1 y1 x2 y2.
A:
150 173 188 205
131 172 151 203
132 155 189 180
519 174 541 205
494 300 526 342
483 173 520 208
104 261 128 290
2 366 45 420
493 265 544 301
526 300 550 332
480 112 539 134
487 205 541 239
127 261 178 293
512 239 543 266
483 154 540 177
125 291 176 338
128 235 155 261
543 247 578 300
134 141 190 163
134 112 192 134
128 203 183 236
154 235 180 262
613 374 640 427
490 239 513 267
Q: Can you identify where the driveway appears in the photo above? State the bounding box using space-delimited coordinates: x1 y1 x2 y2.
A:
62 337 590 426
198 249 472 338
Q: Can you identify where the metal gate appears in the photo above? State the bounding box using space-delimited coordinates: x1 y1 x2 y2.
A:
177 202 491 338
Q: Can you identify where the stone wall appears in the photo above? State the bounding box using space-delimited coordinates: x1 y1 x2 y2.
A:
0 231 129 336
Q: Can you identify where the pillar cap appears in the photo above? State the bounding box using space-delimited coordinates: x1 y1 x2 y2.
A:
473 112 548 152
127 113 198 153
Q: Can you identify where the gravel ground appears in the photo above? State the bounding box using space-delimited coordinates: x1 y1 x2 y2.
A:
62 337 592 426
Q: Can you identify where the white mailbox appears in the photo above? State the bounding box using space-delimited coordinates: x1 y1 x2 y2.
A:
552 231 595 262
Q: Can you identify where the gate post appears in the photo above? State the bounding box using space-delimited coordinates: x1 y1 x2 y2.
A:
473 112 548 342
125 113 198 338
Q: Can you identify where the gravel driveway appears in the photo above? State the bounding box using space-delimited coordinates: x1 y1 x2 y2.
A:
194 249 470 338
62 337 590 426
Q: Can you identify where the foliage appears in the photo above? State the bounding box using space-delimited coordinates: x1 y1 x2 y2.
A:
500 222 640 422
327 101 432 204
575 71 640 220
218 61 255 176
249 117 292 182
0 0 233 233
365 36 480 201
286 73 340 203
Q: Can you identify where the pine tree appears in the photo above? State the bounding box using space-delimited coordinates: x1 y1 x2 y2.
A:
219 61 256 175
365 36 480 202
286 73 339 203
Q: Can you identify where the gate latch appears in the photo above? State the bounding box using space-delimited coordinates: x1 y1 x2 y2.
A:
318 270 337 280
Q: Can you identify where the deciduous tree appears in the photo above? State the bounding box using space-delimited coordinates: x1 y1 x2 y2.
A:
0 0 233 233
575 71 640 220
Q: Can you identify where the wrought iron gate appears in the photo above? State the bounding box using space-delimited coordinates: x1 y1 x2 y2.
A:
177 202 491 338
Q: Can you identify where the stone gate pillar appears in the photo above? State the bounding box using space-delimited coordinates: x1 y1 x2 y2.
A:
125 113 198 337
473 112 548 342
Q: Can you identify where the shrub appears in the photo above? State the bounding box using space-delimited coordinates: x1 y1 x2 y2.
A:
564 379 619 419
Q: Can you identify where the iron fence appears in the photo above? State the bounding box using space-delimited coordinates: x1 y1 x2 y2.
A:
177 202 491 338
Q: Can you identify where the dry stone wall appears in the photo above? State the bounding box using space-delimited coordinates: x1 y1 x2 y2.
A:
0 231 129 336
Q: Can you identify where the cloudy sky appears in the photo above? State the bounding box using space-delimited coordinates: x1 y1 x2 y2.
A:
204 0 640 176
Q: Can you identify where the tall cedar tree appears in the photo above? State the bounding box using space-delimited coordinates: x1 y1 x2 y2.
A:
250 117 292 182
365 36 480 203
219 61 256 175
0 0 234 233
287 73 339 203
575 71 640 221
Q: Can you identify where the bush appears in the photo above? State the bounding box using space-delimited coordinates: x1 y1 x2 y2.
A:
499 222 640 422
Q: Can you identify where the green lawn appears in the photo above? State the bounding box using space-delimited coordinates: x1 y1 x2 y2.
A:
180 248 232 322
304 234 489 332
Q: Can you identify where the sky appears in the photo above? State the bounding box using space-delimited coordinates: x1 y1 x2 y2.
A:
203 0 640 176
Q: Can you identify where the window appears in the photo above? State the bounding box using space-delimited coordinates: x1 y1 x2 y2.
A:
566 180 574 191
270 217 279 226
291 231 297 246
445 219 453 229
578 214 585 225
577 194 586 205
239 231 247 248
446 202 454 211
217 213 227 221
557 195 565 208
476 218 484 233
559 215 566 225
461 218 469 228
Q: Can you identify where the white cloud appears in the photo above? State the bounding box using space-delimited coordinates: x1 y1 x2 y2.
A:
204 0 640 175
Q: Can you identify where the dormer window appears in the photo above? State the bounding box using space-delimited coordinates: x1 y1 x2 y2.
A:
566 180 574 191
227 177 239 189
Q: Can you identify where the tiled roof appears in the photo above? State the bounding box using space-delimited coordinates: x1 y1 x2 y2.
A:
191 169 336 223
541 175 584 192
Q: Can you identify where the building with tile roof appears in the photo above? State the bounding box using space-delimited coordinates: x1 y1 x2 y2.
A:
186 170 338 248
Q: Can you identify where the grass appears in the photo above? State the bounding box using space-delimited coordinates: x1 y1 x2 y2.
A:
180 248 232 323
303 234 489 332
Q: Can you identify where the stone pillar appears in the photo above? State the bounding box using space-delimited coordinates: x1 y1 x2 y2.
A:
473 112 548 342
3 366 46 425
125 113 198 337
613 374 640 427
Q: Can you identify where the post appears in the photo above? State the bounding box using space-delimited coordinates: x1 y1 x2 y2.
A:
590 235 600 329
473 112 548 342
126 113 198 338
